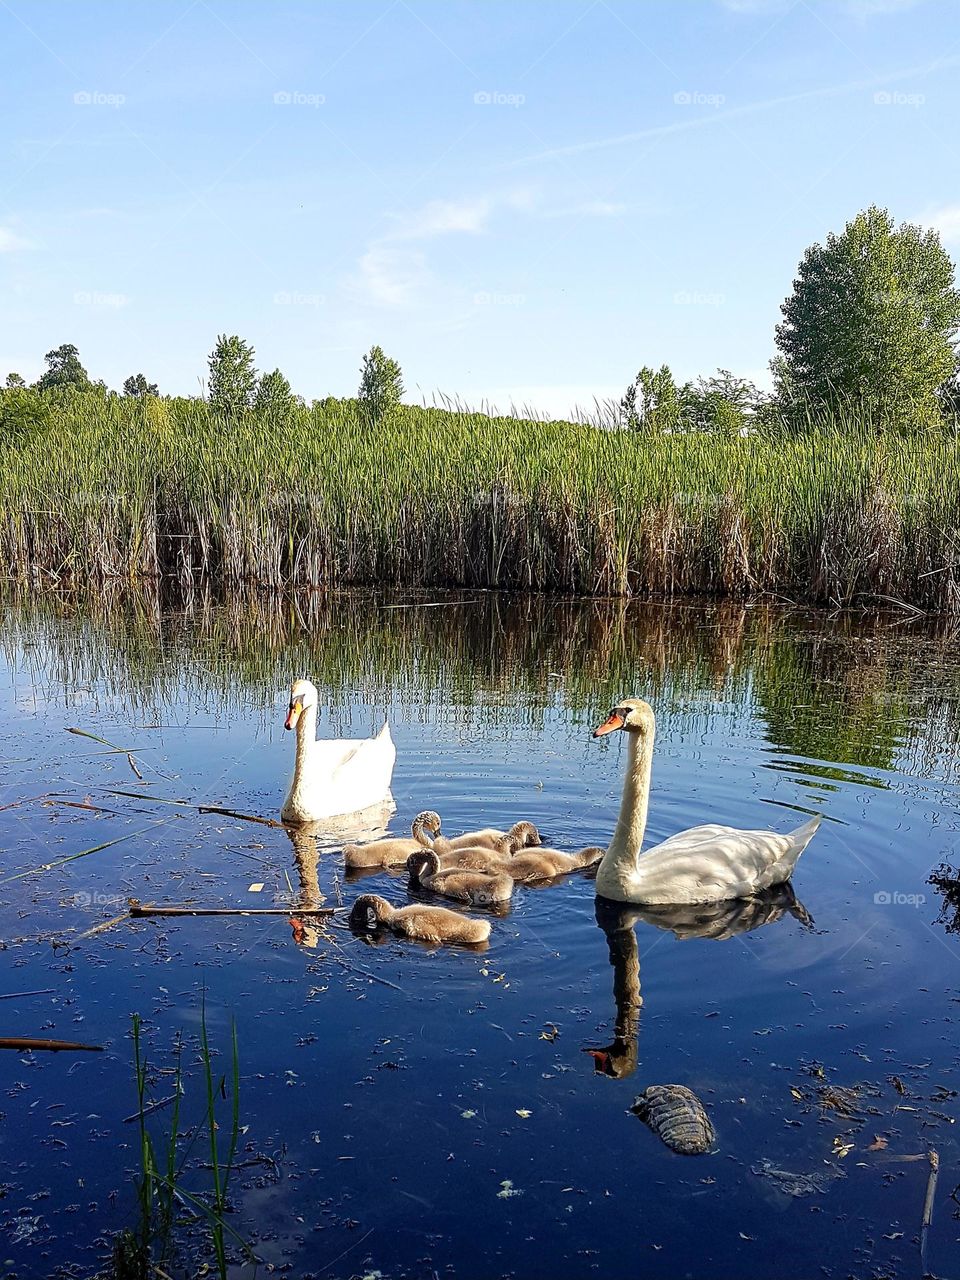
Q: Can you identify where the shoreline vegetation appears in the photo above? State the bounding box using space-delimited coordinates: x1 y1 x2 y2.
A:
1 393 959 610
3 209 958 610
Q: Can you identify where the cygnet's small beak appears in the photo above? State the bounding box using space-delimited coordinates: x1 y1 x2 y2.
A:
284 697 303 731
593 710 625 738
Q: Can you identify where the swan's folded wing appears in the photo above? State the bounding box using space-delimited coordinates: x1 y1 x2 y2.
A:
310 738 367 773
637 824 808 903
330 723 396 789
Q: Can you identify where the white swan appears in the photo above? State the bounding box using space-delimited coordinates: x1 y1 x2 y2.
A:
281 678 396 823
592 698 820 905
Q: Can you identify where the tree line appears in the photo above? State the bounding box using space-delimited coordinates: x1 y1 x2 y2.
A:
3 337 405 428
3 205 959 437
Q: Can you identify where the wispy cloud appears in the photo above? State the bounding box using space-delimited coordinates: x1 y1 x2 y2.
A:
925 205 960 245
382 197 493 242
352 245 432 308
539 200 627 219
519 55 960 163
0 226 31 253
349 189 622 308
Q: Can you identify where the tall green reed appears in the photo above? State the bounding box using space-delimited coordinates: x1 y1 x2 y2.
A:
1 394 957 609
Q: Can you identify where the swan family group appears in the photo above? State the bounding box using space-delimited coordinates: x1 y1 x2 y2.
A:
280 679 821 946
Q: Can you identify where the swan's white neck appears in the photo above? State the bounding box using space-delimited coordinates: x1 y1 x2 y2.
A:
596 729 653 894
291 703 318 788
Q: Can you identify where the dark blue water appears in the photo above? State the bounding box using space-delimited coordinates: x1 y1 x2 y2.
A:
1 593 959 1279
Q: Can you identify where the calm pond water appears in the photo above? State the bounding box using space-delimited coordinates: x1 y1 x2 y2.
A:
1 589 960 1280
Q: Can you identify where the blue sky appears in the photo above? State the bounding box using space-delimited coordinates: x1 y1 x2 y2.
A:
1 0 958 417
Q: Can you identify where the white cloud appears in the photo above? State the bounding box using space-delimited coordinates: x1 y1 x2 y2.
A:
0 226 31 253
349 189 626 310
926 205 960 245
352 245 432 308
539 200 627 219
384 197 493 241
519 55 960 164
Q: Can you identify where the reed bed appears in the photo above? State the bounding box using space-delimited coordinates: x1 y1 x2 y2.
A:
1 395 958 610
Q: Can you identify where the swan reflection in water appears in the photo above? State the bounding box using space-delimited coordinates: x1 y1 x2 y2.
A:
284 803 395 948
585 886 813 1079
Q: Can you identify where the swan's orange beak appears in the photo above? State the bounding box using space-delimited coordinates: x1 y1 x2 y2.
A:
284 697 303 731
593 711 625 738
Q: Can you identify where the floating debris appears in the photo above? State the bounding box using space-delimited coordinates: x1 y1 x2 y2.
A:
632 1085 715 1155
0 1037 103 1053
751 1159 845 1197
128 898 334 918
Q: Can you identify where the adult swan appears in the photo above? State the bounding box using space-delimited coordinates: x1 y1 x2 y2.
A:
592 698 820 905
281 678 396 823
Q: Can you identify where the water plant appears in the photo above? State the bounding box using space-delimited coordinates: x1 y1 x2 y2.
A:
111 1004 253 1278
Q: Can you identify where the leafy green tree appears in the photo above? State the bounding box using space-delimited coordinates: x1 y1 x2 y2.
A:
123 373 159 397
620 364 691 433
207 335 256 416
36 343 90 392
254 368 296 416
688 369 761 434
774 206 960 425
358 345 404 423
5 372 26 389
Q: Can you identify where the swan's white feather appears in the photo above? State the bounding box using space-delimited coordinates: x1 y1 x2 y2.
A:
597 816 821 904
594 700 821 905
283 715 396 823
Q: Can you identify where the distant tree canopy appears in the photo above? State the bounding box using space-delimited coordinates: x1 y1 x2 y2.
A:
254 368 296 416
620 365 686 433
207 334 256 416
36 343 90 392
123 373 159 397
774 205 960 425
358 345 404 423
620 365 761 434
5 372 26 389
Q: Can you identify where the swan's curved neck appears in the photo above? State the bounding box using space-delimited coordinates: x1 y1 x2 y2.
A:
291 703 318 785
599 730 654 885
